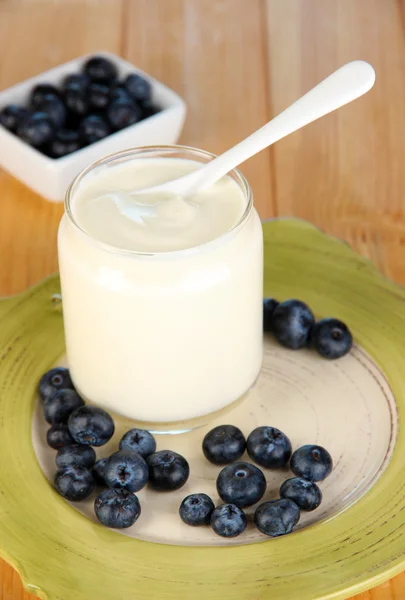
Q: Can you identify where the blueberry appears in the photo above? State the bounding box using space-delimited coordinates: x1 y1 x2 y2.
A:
0 104 29 132
202 425 246 465
94 488 141 528
104 450 148 493
84 56 118 83
31 84 60 108
147 450 190 491
64 88 89 117
139 99 159 119
63 73 90 93
48 129 81 158
210 504 247 538
68 406 115 446
312 318 353 359
17 112 54 147
107 99 141 130
43 389 84 425
88 82 110 111
280 477 322 511
39 367 74 401
92 457 108 485
79 114 110 144
109 84 132 103
56 443 96 469
263 298 279 332
247 426 292 469
125 73 152 103
35 94 67 128
46 423 74 450
254 499 300 537
179 493 215 526
216 461 266 508
272 299 315 349
290 445 333 482
119 428 156 458
54 466 95 501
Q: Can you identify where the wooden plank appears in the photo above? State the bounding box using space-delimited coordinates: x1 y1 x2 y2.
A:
125 0 275 219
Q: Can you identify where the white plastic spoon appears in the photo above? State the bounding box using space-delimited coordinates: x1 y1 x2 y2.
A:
131 60 375 199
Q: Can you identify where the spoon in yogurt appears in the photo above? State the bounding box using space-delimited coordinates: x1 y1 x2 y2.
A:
130 60 375 199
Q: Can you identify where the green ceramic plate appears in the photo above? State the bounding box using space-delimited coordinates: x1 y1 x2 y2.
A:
1 219 405 600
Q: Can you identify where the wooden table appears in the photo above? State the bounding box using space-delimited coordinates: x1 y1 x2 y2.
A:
0 1 404 598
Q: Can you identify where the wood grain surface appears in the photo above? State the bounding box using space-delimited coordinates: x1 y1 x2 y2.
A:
0 0 404 598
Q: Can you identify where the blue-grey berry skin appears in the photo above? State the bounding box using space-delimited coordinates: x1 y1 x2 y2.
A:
202 425 246 465
272 299 315 349
94 489 141 528
56 443 96 469
290 445 333 482
119 429 156 458
254 499 300 537
210 504 247 538
280 477 322 511
93 457 109 485
46 424 74 449
39 367 74 401
147 450 190 492
247 426 292 469
179 493 215 526
68 406 115 446
312 318 353 359
54 466 95 501
263 298 279 332
104 450 148 493
43 389 85 425
216 461 266 508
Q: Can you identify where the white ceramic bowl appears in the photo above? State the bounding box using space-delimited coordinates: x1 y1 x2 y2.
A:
0 52 187 202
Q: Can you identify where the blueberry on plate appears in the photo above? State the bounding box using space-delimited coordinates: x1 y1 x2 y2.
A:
79 114 110 144
104 450 149 493
48 129 82 158
254 498 300 537
95 488 141 528
46 423 74 450
290 445 333 482
39 367 74 401
17 112 54 147
311 318 353 359
0 104 29 132
216 461 266 508
280 477 322 511
263 298 279 332
43 388 84 425
246 426 292 469
64 88 89 117
139 99 159 119
68 406 115 446
63 73 90 93
147 450 190 492
210 504 247 538
272 299 315 349
109 84 132 103
202 424 246 465
30 83 60 108
107 99 142 130
54 466 95 501
56 443 96 469
88 82 111 111
36 94 67 128
179 493 215 526
92 457 109 485
119 428 156 459
84 56 118 84
125 73 152 103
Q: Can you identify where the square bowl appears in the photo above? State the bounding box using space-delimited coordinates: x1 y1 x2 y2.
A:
0 52 187 202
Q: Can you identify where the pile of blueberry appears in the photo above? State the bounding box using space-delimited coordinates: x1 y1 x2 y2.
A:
0 56 160 159
39 367 333 538
263 298 353 359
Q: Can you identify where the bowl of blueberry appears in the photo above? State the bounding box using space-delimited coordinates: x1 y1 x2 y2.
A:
0 52 187 202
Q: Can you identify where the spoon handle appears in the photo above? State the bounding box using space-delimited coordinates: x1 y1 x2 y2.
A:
184 61 375 194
